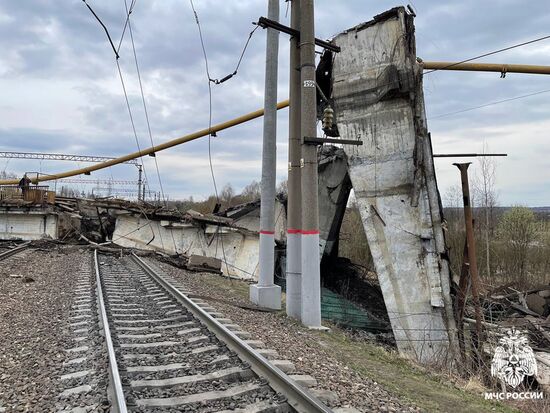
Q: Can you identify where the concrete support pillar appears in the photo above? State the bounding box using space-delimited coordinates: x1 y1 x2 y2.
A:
285 0 302 320
299 0 322 327
331 7 456 363
250 0 281 310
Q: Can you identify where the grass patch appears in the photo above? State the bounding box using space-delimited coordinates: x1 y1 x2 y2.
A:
190 273 518 412
314 329 519 413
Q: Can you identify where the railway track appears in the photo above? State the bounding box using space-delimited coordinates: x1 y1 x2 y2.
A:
0 241 31 260
91 251 332 413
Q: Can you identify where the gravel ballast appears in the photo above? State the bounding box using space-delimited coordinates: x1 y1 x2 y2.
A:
150 259 420 413
0 246 81 412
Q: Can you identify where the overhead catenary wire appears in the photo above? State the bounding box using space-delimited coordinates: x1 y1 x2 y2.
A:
83 0 165 251
81 0 150 202
114 60 156 206
189 0 231 275
423 33 550 75
195 20 260 85
7 21 550 188
123 0 166 203
117 0 137 55
82 0 119 59
122 0 178 253
429 88 550 119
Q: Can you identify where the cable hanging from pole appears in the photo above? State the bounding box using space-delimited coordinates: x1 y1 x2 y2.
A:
82 0 164 250
117 0 137 55
82 0 120 59
190 2 260 86
188 0 234 276
123 0 179 253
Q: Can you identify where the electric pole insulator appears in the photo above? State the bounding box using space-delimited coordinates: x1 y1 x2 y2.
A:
322 106 334 132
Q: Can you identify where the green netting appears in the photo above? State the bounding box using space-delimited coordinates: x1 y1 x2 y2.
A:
275 277 387 331
321 287 387 331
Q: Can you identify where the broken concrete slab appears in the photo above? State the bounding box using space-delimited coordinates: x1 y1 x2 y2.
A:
0 206 59 240
187 254 222 273
318 146 352 259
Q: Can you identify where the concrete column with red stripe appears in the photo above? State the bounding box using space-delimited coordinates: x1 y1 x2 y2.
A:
285 0 302 320
299 0 322 327
249 0 281 310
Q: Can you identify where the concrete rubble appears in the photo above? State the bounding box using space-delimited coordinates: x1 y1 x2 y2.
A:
477 284 550 392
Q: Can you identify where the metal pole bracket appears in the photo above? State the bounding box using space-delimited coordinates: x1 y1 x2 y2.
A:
303 137 362 146
256 17 341 53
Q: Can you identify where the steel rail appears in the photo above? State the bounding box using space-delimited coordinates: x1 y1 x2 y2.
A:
130 253 333 413
0 241 31 260
93 250 128 413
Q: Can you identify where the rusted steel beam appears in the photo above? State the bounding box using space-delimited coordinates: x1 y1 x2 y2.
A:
453 162 484 363
455 239 470 361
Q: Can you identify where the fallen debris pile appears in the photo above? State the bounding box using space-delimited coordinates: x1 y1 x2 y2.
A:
459 283 550 392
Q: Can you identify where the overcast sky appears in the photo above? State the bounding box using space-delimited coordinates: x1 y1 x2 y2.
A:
0 1 549 206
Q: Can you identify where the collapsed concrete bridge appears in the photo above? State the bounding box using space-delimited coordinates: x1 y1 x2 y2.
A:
0 7 458 365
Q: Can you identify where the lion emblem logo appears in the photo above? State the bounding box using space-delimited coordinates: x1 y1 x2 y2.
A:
491 328 538 388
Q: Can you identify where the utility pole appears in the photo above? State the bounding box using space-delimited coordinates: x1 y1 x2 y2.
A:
286 0 302 320
250 0 282 310
299 0 321 327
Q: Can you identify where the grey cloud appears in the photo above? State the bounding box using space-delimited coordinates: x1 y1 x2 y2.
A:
0 1 548 204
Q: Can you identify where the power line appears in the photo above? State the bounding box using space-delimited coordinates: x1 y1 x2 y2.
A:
123 0 178 253
115 59 150 189
82 0 151 200
189 0 217 194
83 0 163 251
429 88 550 120
123 0 167 205
115 16 165 251
82 0 119 59
423 33 550 75
117 0 137 55
345 33 550 103
189 0 232 275
210 25 260 85
189 9 260 86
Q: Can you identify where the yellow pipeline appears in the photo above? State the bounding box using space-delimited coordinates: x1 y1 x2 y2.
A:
421 61 550 75
0 100 290 185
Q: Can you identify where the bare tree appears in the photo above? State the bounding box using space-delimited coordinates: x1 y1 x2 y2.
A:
276 179 288 196
241 180 261 201
0 171 17 179
220 183 234 206
498 206 537 281
443 184 466 277
443 184 463 224
473 142 498 277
